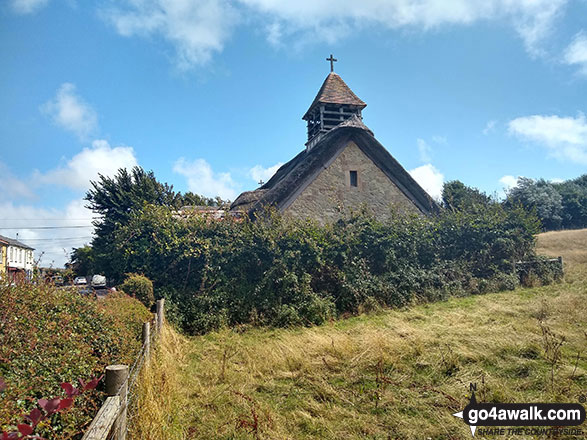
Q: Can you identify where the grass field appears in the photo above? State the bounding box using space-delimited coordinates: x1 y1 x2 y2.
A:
132 230 587 440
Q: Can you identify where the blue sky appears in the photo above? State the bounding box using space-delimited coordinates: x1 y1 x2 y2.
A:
1 0 587 267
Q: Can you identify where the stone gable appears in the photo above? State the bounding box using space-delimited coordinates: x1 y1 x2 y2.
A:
285 141 420 223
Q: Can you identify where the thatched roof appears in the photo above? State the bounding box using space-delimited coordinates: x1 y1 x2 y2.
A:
230 120 439 217
303 73 366 120
230 189 267 211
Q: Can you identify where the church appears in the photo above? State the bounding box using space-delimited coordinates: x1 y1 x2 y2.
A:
230 56 438 222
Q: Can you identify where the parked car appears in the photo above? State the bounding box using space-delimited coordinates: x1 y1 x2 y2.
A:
52 275 64 286
91 274 107 288
73 276 87 285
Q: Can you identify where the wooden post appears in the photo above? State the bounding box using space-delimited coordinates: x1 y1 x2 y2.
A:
156 299 164 332
105 365 128 440
142 322 150 359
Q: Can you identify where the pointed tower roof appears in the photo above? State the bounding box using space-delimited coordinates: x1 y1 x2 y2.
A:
302 72 366 120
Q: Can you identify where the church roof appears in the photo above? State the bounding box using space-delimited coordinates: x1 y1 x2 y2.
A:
230 121 439 217
302 73 366 120
337 114 373 135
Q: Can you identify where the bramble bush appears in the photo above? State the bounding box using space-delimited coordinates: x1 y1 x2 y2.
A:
118 273 155 308
0 283 151 439
104 202 553 334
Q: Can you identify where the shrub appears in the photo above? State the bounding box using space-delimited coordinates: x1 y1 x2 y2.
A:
100 203 551 335
119 273 155 308
0 282 151 438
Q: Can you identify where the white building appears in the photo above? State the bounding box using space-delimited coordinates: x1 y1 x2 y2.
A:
0 235 34 282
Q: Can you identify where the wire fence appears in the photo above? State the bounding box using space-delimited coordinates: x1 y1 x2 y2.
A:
82 299 164 440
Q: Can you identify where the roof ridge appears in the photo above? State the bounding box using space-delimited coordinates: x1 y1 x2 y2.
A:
335 114 373 135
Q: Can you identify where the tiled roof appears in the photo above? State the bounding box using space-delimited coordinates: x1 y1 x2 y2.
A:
303 73 366 120
0 234 34 250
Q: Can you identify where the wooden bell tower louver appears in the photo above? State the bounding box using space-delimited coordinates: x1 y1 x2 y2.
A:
303 62 366 151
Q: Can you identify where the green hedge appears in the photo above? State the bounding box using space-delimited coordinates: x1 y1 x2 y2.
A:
119 273 155 308
105 203 547 334
0 283 151 438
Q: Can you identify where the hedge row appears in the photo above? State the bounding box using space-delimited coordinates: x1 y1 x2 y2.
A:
0 284 151 439
107 204 555 334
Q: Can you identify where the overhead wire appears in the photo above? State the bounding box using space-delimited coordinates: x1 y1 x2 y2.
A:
0 226 92 230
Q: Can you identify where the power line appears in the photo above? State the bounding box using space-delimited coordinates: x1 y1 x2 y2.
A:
18 237 93 241
0 218 101 221
0 226 92 230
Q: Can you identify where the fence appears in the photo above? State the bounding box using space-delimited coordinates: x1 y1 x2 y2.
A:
514 256 564 283
82 299 165 440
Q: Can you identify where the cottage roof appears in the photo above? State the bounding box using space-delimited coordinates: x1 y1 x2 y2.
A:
302 73 366 120
230 120 439 217
0 234 34 250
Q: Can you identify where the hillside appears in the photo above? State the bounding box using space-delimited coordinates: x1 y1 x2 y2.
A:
536 228 587 266
134 230 587 440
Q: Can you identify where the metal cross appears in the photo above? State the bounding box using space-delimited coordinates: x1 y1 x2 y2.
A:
258 179 265 186
326 54 337 72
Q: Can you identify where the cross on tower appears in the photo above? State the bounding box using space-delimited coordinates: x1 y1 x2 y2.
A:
326 54 337 72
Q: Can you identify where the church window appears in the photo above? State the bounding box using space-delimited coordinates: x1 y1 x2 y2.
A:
350 170 358 187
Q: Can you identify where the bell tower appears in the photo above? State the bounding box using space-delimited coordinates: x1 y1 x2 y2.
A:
302 55 367 150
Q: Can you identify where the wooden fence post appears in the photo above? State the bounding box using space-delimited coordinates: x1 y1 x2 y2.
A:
142 322 150 359
105 365 129 440
156 299 164 332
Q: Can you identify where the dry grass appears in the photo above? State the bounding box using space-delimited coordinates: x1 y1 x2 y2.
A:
132 230 587 439
129 325 190 440
536 227 587 266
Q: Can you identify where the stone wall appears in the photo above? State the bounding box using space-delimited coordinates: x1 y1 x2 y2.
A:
285 141 421 223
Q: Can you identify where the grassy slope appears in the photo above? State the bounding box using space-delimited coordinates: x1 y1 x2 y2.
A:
134 231 587 440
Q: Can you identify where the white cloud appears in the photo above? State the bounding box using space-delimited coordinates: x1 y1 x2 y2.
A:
563 31 587 75
416 138 432 163
102 0 239 70
0 199 94 268
248 162 283 184
173 158 239 200
100 0 566 69
35 140 138 191
409 163 444 201
41 83 98 139
483 120 497 135
0 162 36 201
10 0 49 14
239 0 566 54
499 175 519 190
508 113 587 164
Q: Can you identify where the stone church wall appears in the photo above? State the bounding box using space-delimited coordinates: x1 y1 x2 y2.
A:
285 141 421 223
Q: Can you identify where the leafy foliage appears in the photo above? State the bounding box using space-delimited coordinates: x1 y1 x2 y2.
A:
1 376 102 440
504 174 587 230
505 177 563 230
119 274 155 308
0 283 151 438
442 180 493 212
103 202 544 334
68 246 94 277
82 166 226 282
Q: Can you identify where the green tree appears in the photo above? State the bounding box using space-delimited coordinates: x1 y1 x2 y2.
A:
553 175 587 229
69 245 95 276
442 180 493 212
505 178 563 230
